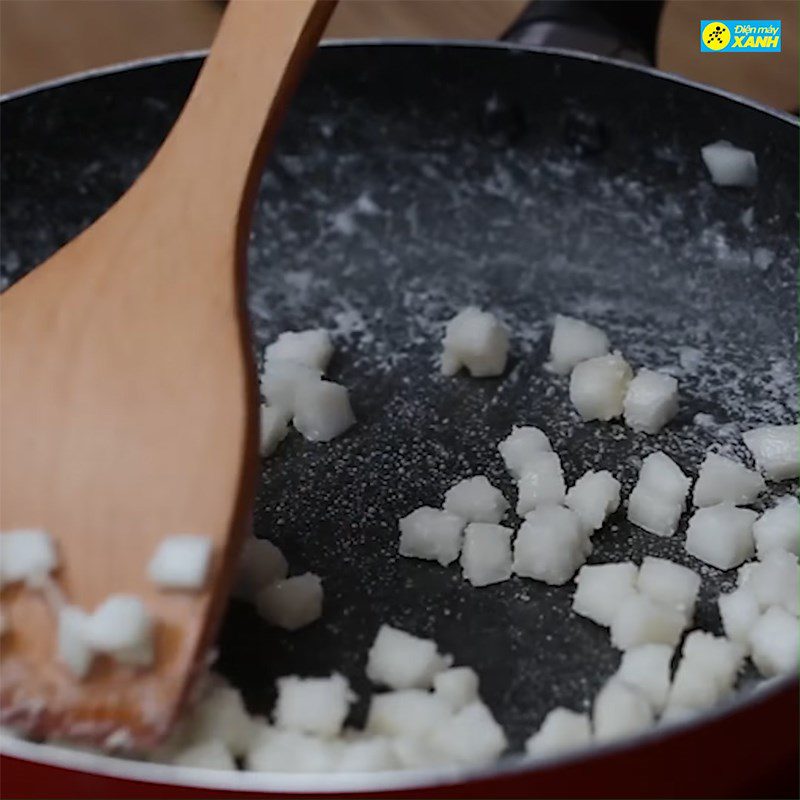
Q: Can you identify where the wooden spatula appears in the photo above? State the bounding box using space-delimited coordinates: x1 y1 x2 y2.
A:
0 0 334 748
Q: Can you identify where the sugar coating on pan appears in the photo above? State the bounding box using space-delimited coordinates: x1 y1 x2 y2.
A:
440 307 509 378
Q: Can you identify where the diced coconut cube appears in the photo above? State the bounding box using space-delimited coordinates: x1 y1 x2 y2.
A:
693 453 765 507
753 496 800 557
336 737 398 772
497 426 552 479
718 588 760 651
232 537 288 602
742 424 799 481
366 624 452 690
616 644 673 712
85 595 154 665
441 307 509 378
188 681 255 757
57 606 94 680
742 549 798 615
682 631 744 695
391 737 453 769
366 690 451 737
260 359 322 412
516 453 566 515
569 352 633 421
433 667 480 711
245 726 340 773
460 523 513 587
637 557 700 621
293 380 355 442
623 369 679 434
513 506 592 585
265 329 333 372
667 657 720 712
565 470 621 532
524 707 592 758
593 679 653 742
610 593 686 650
444 476 509 524
256 573 322 631
426 701 507 766
637 452 692 504
627 487 684 538
546 315 609 375
259 404 290 456
171 739 236 771
0 528 59 587
274 673 353 738
749 606 800 677
398 507 465 566
685 504 757 569
701 140 758 187
147 535 212 592
572 562 638 627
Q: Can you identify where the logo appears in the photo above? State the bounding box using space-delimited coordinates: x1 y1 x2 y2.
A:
700 20 781 52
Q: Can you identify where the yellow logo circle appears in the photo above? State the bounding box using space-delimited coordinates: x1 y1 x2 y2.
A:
703 21 731 50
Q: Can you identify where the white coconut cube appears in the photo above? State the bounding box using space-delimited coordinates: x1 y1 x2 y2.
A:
572 562 638 627
57 606 94 680
742 549 799 615
685 504 757 569
245 726 339 773
565 470 621 532
693 453 765 508
742 424 799 481
232 537 288 602
171 739 236 771
638 451 692 504
610 593 686 650
460 523 513 587
293 380 355 442
433 666 480 711
498 425 553 479
569 352 633 421
188 682 255 757
524 707 592 758
85 595 154 665
365 624 452 690
546 315 609 375
627 487 684 538
366 690 451 737
701 140 758 187
260 359 322 412
623 369 679 434
516 452 566 515
616 644 673 712
0 528 59 587
274 673 353 738
265 329 333 372
256 573 322 631
718 588 760 651
513 505 592 585
441 307 509 378
667 656 721 712
749 606 800 677
593 679 654 742
682 631 744 695
425 701 507 766
753 496 800 557
637 557 700 621
259 404 290 456
147 535 212 592
444 476 509 524
398 507 465 566
336 737 398 772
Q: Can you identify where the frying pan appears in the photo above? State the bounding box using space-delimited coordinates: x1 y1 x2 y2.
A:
1 37 798 799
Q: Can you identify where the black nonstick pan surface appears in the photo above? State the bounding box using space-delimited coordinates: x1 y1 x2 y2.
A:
1 41 797 772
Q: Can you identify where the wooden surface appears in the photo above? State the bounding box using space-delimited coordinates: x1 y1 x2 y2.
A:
0 0 796 110
0 0 333 746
